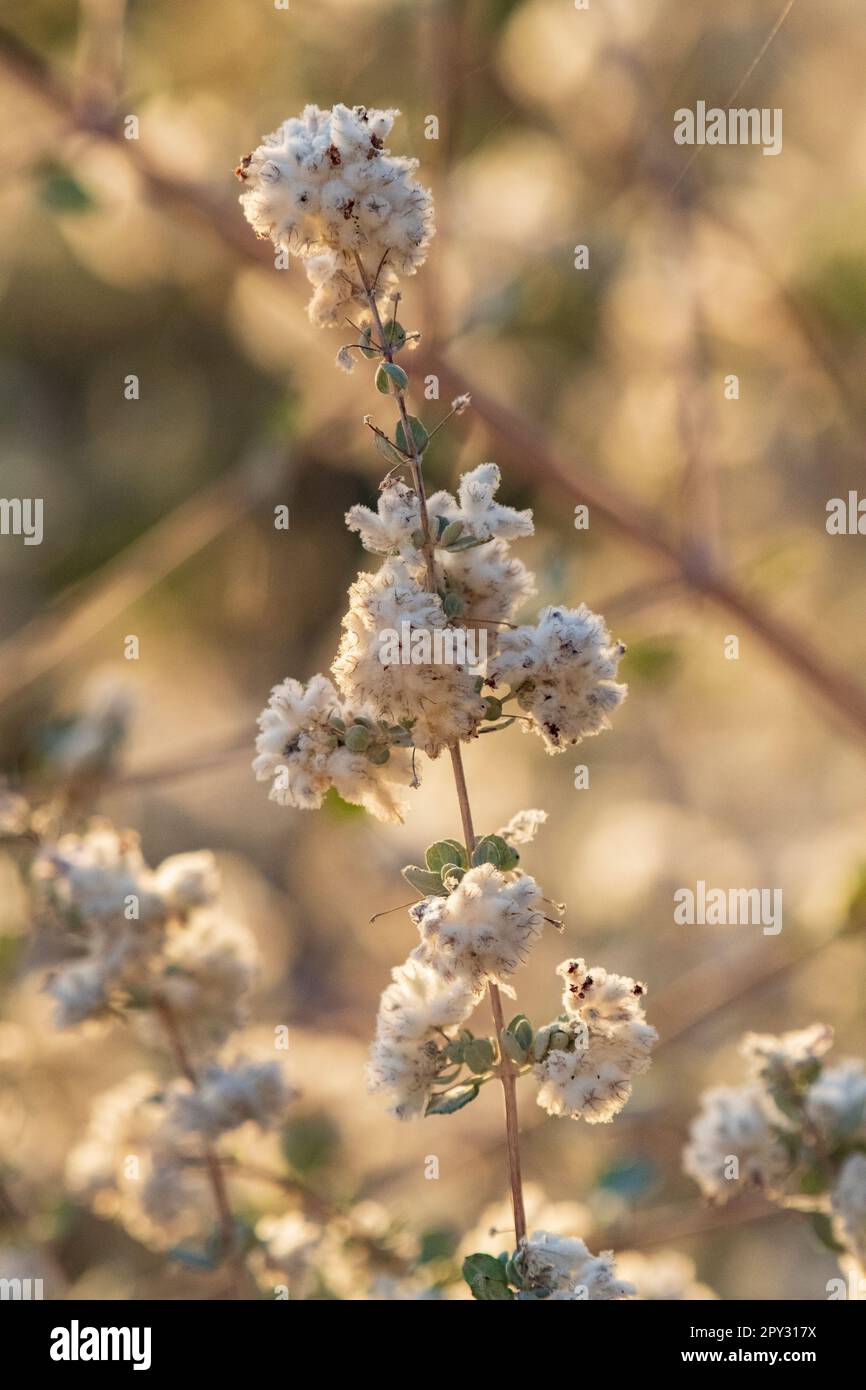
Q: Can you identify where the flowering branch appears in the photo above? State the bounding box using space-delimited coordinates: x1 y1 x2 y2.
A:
239 103 656 1300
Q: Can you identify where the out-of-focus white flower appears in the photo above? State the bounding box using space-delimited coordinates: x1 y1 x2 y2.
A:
332 558 485 757
831 1153 866 1268
742 1023 834 1086
518 1231 633 1299
34 824 231 1028
682 1084 791 1202
367 955 480 1119
616 1249 718 1300
410 864 544 991
805 1060 866 1140
48 671 135 780
495 808 548 847
65 1073 203 1251
34 822 166 928
168 1059 293 1139
150 909 258 1051
490 604 627 753
533 958 657 1124
237 104 434 326
253 672 417 822
152 852 219 914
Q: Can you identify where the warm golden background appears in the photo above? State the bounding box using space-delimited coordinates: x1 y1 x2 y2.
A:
1 0 864 1299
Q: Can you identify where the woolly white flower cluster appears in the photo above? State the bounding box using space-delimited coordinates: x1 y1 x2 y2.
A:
682 1084 791 1201
684 1024 866 1272
367 956 478 1119
33 817 294 1252
345 464 535 631
332 558 485 756
533 958 658 1124
47 670 134 781
517 1231 633 1300
237 104 434 327
253 672 417 823
66 1063 294 1251
33 822 233 1030
254 1199 430 1300
410 864 544 992
491 604 627 753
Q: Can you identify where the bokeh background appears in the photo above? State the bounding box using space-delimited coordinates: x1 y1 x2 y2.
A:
1 0 865 1299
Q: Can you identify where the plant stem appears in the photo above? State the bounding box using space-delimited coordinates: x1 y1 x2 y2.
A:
449 741 527 1246
355 252 527 1247
155 1000 236 1257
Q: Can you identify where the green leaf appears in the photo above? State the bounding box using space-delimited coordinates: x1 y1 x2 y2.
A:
425 839 467 874
396 415 429 455
167 1245 217 1270
799 1165 828 1196
440 863 465 887
471 834 519 872
462 1252 515 1301
442 591 463 617
343 725 371 752
40 163 94 213
440 520 464 547
402 865 448 897
808 1211 846 1254
383 320 407 350
374 432 407 467
500 1031 527 1064
281 1111 341 1174
464 1038 495 1074
426 1082 480 1116
375 361 409 394
442 534 488 552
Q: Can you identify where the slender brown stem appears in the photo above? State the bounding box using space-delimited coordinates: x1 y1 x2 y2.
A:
154 1000 236 1257
355 252 527 1246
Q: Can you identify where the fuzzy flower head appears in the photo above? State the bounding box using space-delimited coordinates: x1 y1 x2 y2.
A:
410 864 545 992
236 104 434 326
742 1023 834 1089
367 955 479 1119
253 672 417 823
495 809 548 848
34 822 167 929
34 825 227 1027
344 466 536 629
532 959 657 1124
167 1059 293 1140
65 1074 205 1251
831 1152 866 1269
805 1060 866 1143
682 1084 792 1203
148 909 258 1053
490 604 627 753
332 558 485 757
516 1232 633 1300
